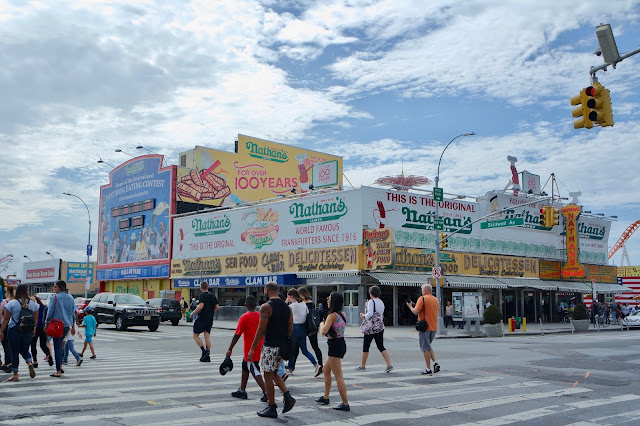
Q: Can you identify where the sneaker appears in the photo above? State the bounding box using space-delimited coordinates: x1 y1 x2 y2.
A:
33 362 38 369
282 392 296 413
315 396 330 405
28 364 36 379
257 404 278 418
231 389 248 399
433 363 440 373
421 369 433 375
286 368 294 375
90 355 97 360
47 356 54 367
199 350 210 362
385 365 394 373
77 358 83 367
314 364 322 377
333 403 350 411
353 366 366 371
260 393 268 403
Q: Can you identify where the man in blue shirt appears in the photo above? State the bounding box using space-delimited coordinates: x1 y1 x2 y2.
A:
45 281 76 377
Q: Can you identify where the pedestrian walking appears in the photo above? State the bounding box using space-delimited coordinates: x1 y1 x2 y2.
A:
190 298 198 321
444 300 454 328
1 284 16 373
63 321 82 366
30 295 51 368
248 282 296 419
0 284 38 382
226 295 267 402
298 287 323 377
285 288 321 377
181 297 189 320
406 283 440 375
355 285 393 373
45 280 76 378
190 281 219 362
316 291 350 411
79 306 97 360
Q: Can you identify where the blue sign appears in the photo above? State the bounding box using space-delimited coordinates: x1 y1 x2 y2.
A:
66 262 95 285
97 155 173 279
173 274 296 288
97 264 170 280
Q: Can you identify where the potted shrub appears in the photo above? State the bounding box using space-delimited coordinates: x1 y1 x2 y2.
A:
571 303 590 332
483 305 503 337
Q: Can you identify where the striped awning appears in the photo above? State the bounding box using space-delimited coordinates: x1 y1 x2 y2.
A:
545 281 592 293
493 278 557 291
445 275 507 289
295 270 360 279
595 283 627 294
365 272 431 287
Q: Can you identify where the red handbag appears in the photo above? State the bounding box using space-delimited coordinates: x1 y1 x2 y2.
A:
45 295 65 338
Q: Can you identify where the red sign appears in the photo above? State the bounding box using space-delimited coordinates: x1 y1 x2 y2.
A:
561 204 585 278
26 268 55 280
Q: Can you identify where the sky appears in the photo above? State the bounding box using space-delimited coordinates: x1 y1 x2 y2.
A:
1 0 640 279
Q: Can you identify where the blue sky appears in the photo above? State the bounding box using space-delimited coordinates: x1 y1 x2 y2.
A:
1 0 639 278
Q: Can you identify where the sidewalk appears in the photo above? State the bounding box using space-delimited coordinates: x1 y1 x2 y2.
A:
176 318 633 339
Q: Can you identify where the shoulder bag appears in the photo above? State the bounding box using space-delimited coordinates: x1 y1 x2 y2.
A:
415 296 428 332
45 295 64 338
360 300 385 335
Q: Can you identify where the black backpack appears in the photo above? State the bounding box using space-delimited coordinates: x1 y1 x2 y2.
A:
18 305 35 334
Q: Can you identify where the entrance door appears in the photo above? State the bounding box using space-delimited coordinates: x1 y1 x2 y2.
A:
344 290 359 325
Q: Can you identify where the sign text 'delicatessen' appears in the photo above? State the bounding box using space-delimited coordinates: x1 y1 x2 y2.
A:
171 246 360 278
391 249 538 278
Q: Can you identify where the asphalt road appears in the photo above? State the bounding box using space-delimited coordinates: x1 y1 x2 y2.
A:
1 322 639 425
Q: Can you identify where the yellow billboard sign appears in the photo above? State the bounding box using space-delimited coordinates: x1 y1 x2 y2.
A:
177 134 343 207
360 228 393 270
171 246 359 278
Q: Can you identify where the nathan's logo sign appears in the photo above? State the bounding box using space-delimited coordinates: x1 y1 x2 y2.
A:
561 204 585 278
241 207 280 249
560 222 607 240
501 208 549 230
125 161 144 176
246 140 289 163
192 215 231 237
401 207 472 234
289 196 347 225
182 258 222 276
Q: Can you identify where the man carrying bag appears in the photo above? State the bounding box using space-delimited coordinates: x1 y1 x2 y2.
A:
406 284 441 376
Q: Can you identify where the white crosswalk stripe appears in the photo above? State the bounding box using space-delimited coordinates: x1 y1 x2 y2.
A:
2 346 637 425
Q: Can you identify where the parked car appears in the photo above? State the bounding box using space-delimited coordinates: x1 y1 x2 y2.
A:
146 298 181 326
622 311 640 328
75 297 92 322
89 292 160 331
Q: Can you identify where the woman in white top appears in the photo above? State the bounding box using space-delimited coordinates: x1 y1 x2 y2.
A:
286 289 320 377
355 285 393 373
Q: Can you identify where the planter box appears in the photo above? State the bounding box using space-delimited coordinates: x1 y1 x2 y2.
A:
572 319 590 332
483 323 503 337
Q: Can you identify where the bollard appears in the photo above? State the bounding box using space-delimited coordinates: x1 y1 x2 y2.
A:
509 317 515 332
522 317 527 333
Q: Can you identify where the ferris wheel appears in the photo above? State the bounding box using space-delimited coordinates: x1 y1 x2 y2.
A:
0 254 13 274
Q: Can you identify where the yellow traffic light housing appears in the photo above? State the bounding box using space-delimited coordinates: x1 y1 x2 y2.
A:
571 90 593 129
551 207 560 226
602 88 614 127
440 232 448 250
586 83 614 128
539 207 548 228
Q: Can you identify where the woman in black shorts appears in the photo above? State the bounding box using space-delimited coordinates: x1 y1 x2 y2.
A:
316 292 349 411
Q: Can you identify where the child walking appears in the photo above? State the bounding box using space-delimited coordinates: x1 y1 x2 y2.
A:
79 306 97 359
63 322 83 366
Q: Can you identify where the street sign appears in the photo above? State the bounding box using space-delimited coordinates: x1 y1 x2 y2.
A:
434 217 444 231
432 267 442 279
480 218 524 229
87 244 93 256
433 187 443 202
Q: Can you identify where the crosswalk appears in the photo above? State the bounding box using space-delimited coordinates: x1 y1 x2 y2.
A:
1 342 639 425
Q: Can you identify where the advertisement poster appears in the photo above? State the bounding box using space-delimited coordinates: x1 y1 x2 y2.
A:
64 262 95 285
452 292 463 321
22 260 60 285
173 190 362 259
558 215 611 265
360 228 393 270
97 155 175 280
462 292 483 320
176 134 343 207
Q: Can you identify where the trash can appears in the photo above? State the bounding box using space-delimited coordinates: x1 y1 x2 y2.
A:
515 317 522 329
186 311 193 323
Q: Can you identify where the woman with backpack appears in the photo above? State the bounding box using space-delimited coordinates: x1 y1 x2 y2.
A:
0 284 39 382
298 287 323 377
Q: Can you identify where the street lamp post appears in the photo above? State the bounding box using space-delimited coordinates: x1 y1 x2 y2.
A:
63 192 92 298
46 251 55 259
434 132 475 335
23 255 33 262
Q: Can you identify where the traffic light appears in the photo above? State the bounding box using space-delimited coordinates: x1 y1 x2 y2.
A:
550 207 560 226
539 207 548 227
571 89 593 129
440 233 448 250
586 83 614 128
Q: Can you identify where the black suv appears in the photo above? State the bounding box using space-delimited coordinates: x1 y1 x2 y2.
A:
146 298 181 326
89 292 160 331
